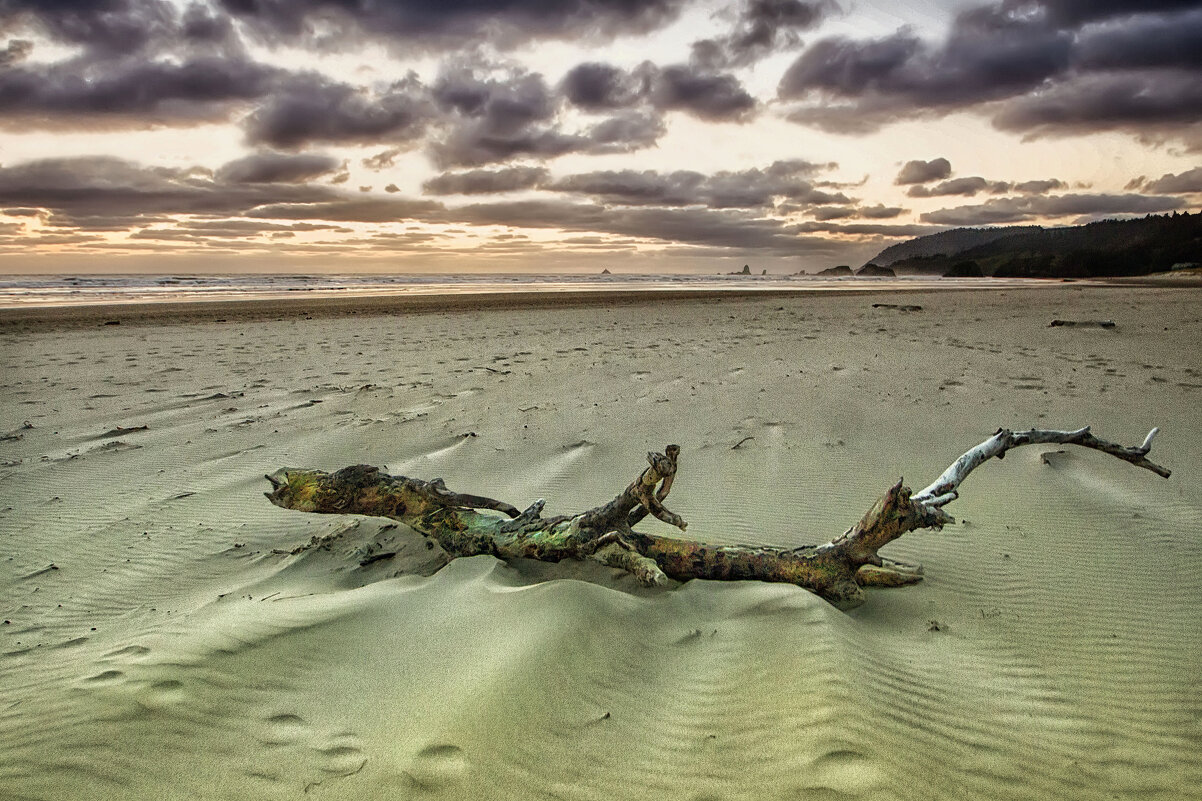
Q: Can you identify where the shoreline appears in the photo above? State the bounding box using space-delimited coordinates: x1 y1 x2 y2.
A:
0 280 1145 329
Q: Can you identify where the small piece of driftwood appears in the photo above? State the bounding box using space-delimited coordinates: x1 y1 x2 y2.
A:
1049 319 1116 328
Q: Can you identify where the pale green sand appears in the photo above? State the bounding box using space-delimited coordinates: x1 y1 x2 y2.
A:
1 286 1198 800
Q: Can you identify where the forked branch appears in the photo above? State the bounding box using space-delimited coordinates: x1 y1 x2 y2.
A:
265 426 1168 609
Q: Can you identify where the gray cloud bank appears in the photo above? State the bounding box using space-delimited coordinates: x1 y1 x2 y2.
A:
778 0 1202 146
0 0 1197 268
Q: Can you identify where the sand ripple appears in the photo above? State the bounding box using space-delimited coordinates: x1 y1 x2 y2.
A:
2 288 1199 799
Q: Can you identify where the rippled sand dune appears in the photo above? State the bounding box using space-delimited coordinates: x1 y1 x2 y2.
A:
1 286 1199 800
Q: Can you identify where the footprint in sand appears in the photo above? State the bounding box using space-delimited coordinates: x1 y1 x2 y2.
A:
313 734 367 774
398 744 467 790
261 712 309 746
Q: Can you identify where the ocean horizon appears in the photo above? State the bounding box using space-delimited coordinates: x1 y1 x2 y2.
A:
0 272 1058 309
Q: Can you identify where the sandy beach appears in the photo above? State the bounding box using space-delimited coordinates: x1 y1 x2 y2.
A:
1 285 1199 800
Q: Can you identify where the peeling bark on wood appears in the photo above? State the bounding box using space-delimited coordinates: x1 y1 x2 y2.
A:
265 427 1169 609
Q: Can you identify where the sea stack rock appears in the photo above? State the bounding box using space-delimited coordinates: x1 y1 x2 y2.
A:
816 265 854 277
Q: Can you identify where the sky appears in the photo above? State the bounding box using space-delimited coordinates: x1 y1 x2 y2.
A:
0 0 1199 275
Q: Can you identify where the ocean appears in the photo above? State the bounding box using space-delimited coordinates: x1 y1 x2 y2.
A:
0 272 1042 308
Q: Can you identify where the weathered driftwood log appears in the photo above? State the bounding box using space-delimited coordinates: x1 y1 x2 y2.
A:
264 426 1169 609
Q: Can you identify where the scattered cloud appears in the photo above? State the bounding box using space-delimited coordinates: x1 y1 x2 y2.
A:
423 166 550 195
215 152 340 184
690 0 835 69
1021 0 1201 27
791 221 939 237
246 198 445 223
1141 167 1202 193
810 205 856 220
560 60 756 123
449 199 828 254
920 192 1185 225
992 71 1202 140
245 73 431 149
561 62 646 110
1013 178 1066 194
0 54 277 128
858 204 906 219
545 161 842 209
649 64 757 122
217 0 688 50
362 148 405 170
895 158 952 185
907 177 1011 197
0 156 336 229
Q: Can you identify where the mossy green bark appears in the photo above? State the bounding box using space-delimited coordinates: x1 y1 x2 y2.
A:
265 450 930 609
265 427 1168 610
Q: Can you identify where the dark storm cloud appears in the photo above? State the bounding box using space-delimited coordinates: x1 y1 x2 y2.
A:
1015 0 1201 26
215 152 340 183
546 161 842 209
779 32 922 99
690 0 834 69
778 0 1202 142
920 192 1185 225
1 0 177 56
1141 167 1202 193
0 54 278 127
559 60 756 124
245 74 432 150
0 1 266 126
422 166 549 195
0 156 338 228
427 64 574 167
560 62 645 110
428 61 669 166
1075 9 1202 70
650 64 757 122
907 177 1011 197
895 158 952 185
217 0 687 49
0 39 32 66
779 8 1072 107
993 71 1202 135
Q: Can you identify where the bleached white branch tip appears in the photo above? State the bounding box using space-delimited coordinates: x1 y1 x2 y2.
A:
927 491 958 508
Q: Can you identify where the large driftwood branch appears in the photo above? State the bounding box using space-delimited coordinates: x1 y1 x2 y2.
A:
264 426 1169 609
